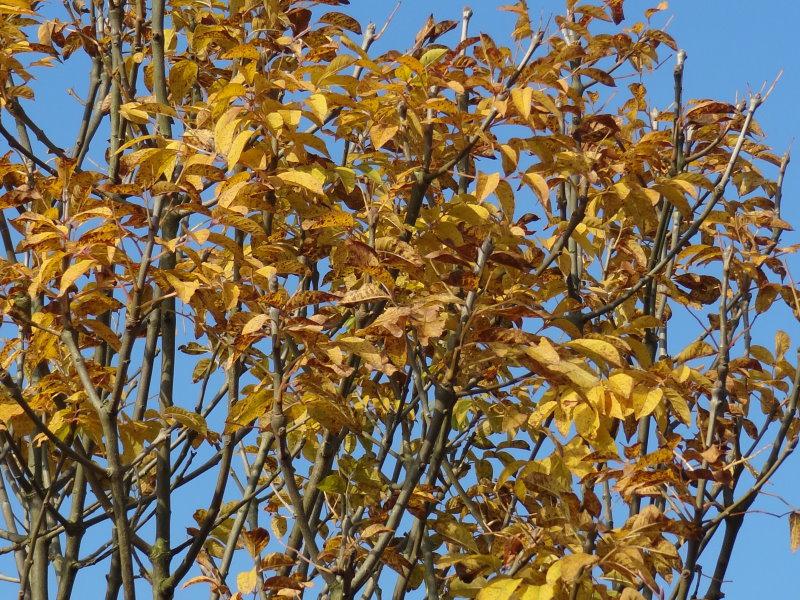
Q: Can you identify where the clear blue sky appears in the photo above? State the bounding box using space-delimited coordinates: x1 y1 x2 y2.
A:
7 1 800 598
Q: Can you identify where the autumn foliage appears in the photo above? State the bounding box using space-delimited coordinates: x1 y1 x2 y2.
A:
0 0 797 599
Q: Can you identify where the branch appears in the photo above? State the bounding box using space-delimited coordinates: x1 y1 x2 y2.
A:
584 94 763 323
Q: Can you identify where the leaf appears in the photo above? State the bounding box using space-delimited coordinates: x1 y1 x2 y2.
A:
227 129 254 170
686 100 736 119
675 340 715 363
307 93 328 123
620 589 646 600
181 576 219 590
301 209 355 230
242 528 269 557
242 313 269 336
59 259 95 296
0 404 24 422
340 283 390 306
775 330 790 361
524 171 550 204
604 0 625 24
369 124 399 150
361 523 393 539
633 387 663 419
790 511 800 552
420 47 448 67
163 272 199 304
476 578 523 600
276 169 324 195
475 172 500 203
224 388 270 434
449 202 491 225
163 406 207 437
577 67 616 87
169 60 198 100
431 519 479 553
558 552 598 583
511 87 533 119
319 11 362 34
237 568 258 594
664 387 691 424
566 338 623 367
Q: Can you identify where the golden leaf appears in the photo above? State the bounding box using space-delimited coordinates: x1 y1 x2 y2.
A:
276 169 324 195
476 578 522 600
511 86 533 119
524 171 550 204
475 172 500 203
633 387 663 419
236 568 258 594
163 272 199 304
369 124 399 150
58 259 95 296
227 129 254 171
557 552 598 583
566 338 623 367
242 313 269 336
306 93 328 123
340 283 390 306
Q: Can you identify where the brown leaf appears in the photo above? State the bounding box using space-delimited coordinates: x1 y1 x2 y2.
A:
790 511 800 553
604 0 625 24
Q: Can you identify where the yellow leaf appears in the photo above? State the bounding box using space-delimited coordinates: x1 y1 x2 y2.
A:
675 340 715 363
476 578 523 600
496 179 515 220
236 568 258 594
511 86 533 119
607 372 634 398
775 330 790 361
0 403 24 423
664 387 691 424
573 403 598 438
242 528 270 557
449 202 490 225
214 107 242 156
222 44 260 60
163 272 199 304
225 388 270 434
633 387 663 419
276 169 324 195
227 129 254 170
119 102 149 124
526 338 561 365
519 584 555 600
242 313 269 336
369 124 399 150
475 172 500 203
163 406 207 437
301 209 355 230
420 47 447 66
524 171 550 204
558 552 597 583
620 588 646 600
566 338 623 367
59 259 95 296
340 283 389 306
307 93 328 123
361 524 393 539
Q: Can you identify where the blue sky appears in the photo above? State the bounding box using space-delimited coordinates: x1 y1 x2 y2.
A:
5 0 800 598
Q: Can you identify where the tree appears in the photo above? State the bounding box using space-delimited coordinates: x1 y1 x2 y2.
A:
0 0 796 598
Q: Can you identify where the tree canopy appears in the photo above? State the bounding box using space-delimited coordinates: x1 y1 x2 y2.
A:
0 0 797 599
